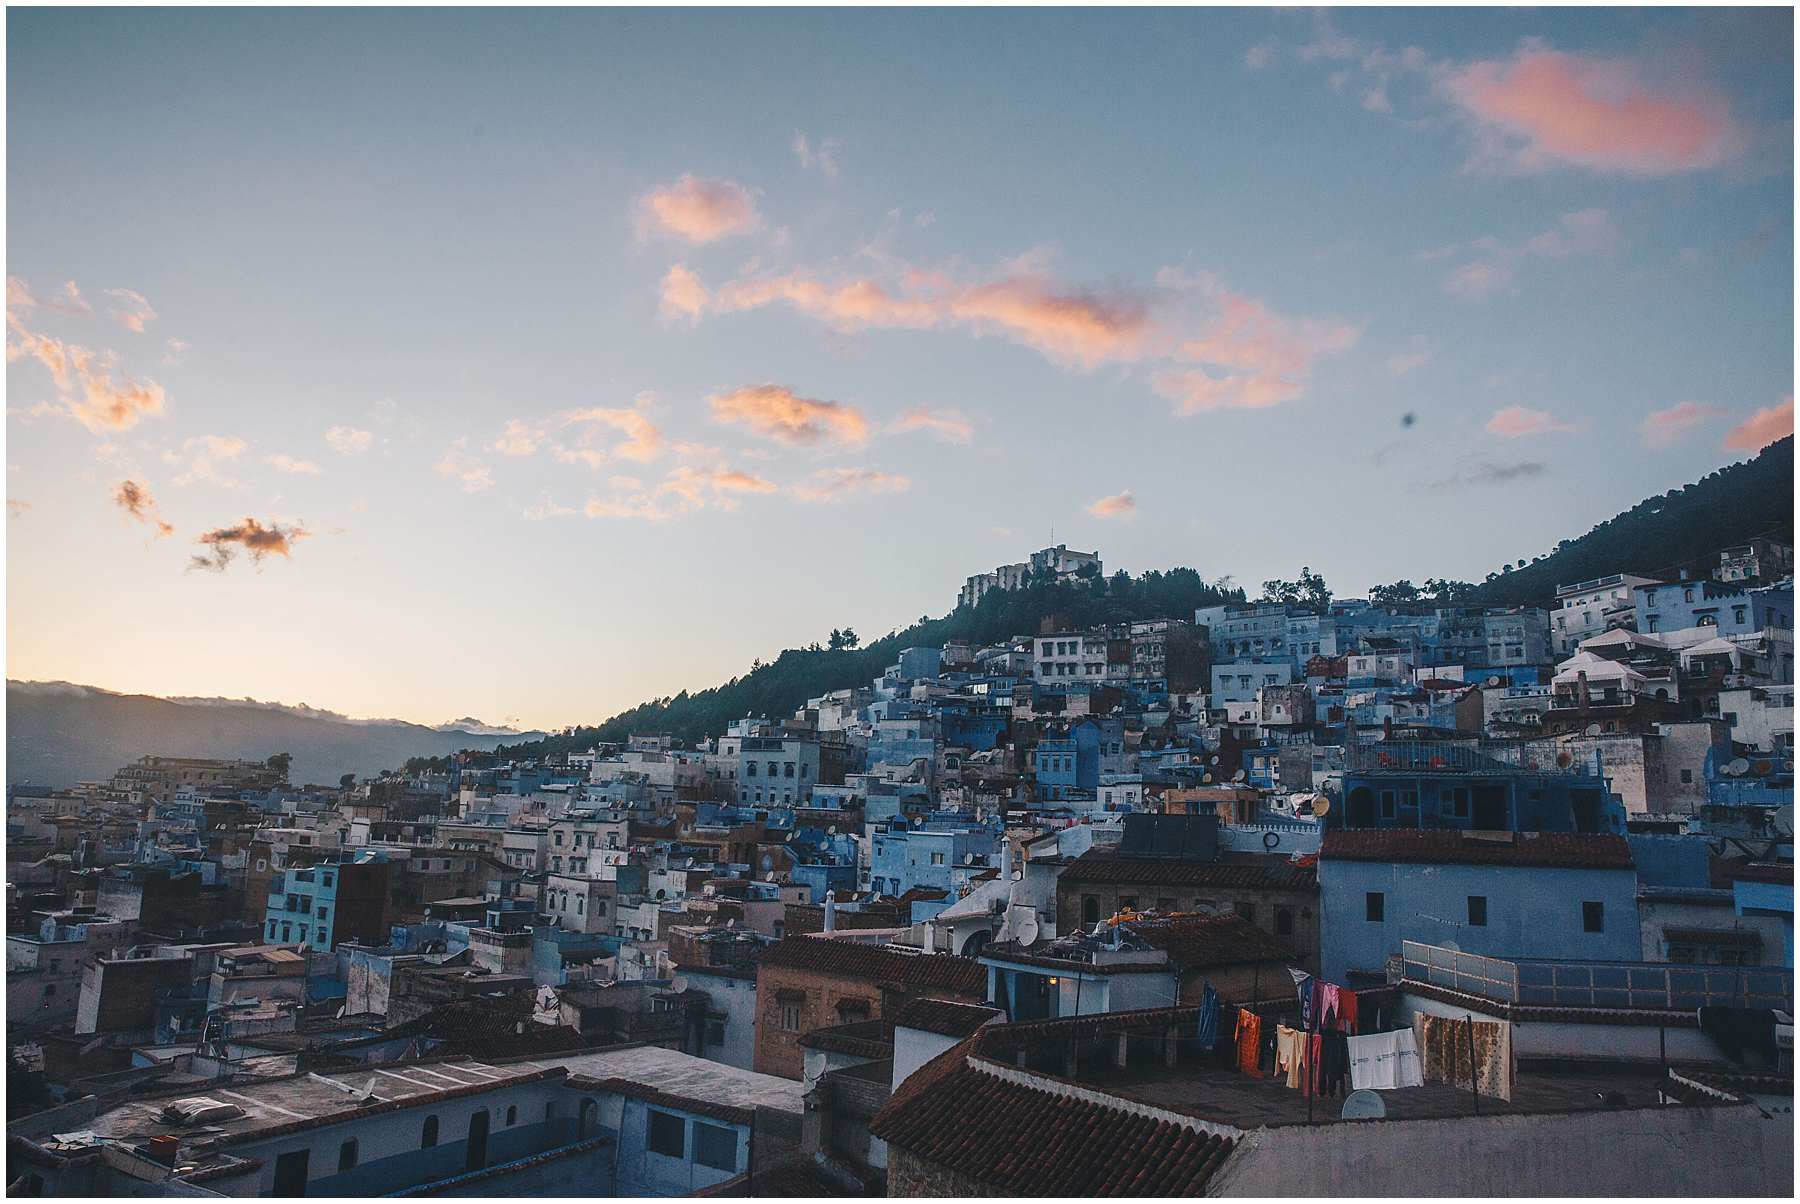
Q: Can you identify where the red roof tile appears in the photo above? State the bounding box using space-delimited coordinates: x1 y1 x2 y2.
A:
755 937 986 996
1321 830 1634 871
870 1060 1235 1195
891 997 1003 1038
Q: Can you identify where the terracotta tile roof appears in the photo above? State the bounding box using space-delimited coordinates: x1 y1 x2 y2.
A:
1321 830 1634 871
1058 849 1318 889
891 997 1003 1038
1125 914 1297 968
754 938 985 996
869 1059 1235 1195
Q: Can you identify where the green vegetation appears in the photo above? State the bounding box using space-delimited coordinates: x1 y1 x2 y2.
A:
495 567 1246 760
1469 436 1793 606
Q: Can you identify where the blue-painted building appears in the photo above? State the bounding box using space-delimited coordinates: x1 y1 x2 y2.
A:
868 817 1000 898
1318 829 1642 982
1335 741 1624 834
1634 578 1794 638
1734 875 1794 967
262 854 391 952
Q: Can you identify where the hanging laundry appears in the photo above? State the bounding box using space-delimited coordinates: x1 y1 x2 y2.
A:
1195 983 1220 1050
1290 970 1316 1029
1414 1013 1512 1100
1697 1006 1779 1068
1347 1028 1423 1090
1318 1029 1351 1096
1338 988 1360 1036
1275 1024 1299 1088
1235 1008 1263 1077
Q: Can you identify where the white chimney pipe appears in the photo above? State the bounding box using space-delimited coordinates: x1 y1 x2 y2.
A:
823 889 836 932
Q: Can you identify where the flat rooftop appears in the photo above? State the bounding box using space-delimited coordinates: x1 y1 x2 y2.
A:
518 1045 805 1115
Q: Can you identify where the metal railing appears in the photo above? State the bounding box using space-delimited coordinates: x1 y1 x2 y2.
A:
1401 941 1792 1010
1345 741 1596 776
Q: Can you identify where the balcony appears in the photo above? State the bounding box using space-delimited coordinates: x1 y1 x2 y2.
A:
1401 941 1789 1010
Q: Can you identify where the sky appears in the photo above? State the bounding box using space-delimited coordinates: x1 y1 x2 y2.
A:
5 7 1795 731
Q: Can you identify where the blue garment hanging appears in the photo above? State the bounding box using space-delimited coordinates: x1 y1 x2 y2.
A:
1291 970 1316 1030
1196 982 1220 1048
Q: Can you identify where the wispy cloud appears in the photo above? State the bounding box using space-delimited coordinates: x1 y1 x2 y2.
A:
6 498 29 518
104 288 157 333
1442 209 1621 300
788 467 911 503
325 425 373 455
5 311 168 432
791 131 841 182
189 517 309 572
494 402 668 468
165 434 247 486
709 384 871 446
1642 401 1726 447
1088 490 1137 518
113 479 174 536
434 439 494 492
578 462 779 521
1723 396 1794 452
162 337 190 366
889 407 973 444
635 174 761 244
682 257 1354 413
490 418 543 457
265 453 322 475
1485 405 1578 438
1388 350 1430 376
1418 459 1548 493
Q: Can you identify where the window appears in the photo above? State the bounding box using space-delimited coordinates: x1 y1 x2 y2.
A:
1379 791 1396 820
930 852 945 866
648 1110 686 1158
1680 769 1693 784
1081 896 1100 925
1234 901 1255 923
694 1121 738 1172
706 1019 726 1046
781 1003 802 1031
1445 787 1471 820
1467 896 1488 927
1275 906 1294 936
506 1105 517 1126
421 1115 440 1148
337 1140 358 1172
1120 895 1138 912
1582 901 1605 933
1365 892 1385 922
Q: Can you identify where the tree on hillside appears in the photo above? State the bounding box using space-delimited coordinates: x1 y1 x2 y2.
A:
266 752 292 780
339 772 357 791
1369 579 1422 606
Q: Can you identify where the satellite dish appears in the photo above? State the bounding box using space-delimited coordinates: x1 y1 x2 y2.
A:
964 853 976 865
1311 796 1331 818
1729 757 1751 777
1486 676 1502 688
1210 756 1220 766
826 825 836 835
1015 913 1039 945
1202 773 1212 784
1341 1090 1387 1120
1584 724 1602 737
1753 759 1773 776
1232 770 1246 783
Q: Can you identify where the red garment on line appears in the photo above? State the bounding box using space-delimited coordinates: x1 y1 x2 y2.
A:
1235 1008 1262 1077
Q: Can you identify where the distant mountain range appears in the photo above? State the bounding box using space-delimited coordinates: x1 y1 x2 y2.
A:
4 681 544 789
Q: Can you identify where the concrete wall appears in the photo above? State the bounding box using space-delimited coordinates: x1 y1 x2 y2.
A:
1207 1097 1791 1196
610 1095 749 1195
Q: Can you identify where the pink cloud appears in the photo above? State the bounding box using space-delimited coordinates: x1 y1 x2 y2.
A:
1723 396 1794 452
104 288 157 333
1485 405 1578 438
713 273 940 330
890 408 973 444
562 406 665 462
945 277 1151 369
709 384 870 446
788 467 911 503
1088 491 1136 519
1641 401 1725 447
1444 259 1515 299
636 175 760 244
1157 287 1358 413
581 463 777 521
659 265 709 321
1448 47 1740 175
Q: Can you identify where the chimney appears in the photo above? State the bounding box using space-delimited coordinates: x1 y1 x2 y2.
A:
1577 670 1591 714
822 890 836 933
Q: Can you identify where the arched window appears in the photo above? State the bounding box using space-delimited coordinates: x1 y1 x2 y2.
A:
421 1115 439 1149
1081 896 1100 925
506 1105 517 1126
338 1139 359 1172
1275 906 1294 937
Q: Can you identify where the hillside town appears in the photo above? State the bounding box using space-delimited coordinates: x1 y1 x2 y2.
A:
4 539 1793 1196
